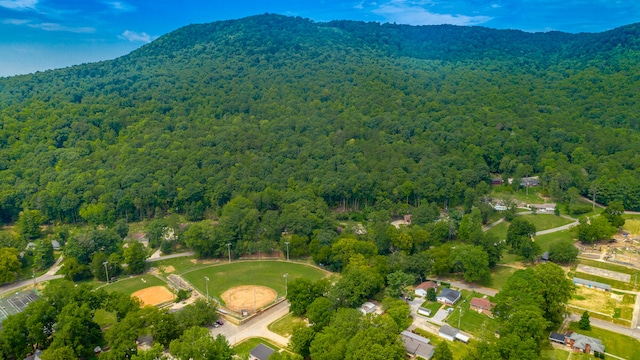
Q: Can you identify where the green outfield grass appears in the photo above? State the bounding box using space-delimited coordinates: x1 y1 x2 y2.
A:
182 261 329 302
519 214 574 231
102 275 169 295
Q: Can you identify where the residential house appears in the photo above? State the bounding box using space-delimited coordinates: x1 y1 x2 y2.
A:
415 281 438 297
520 177 540 187
51 240 61 250
566 332 605 354
491 177 504 186
404 214 412 225
541 252 550 262
359 301 377 316
23 350 42 360
470 297 495 317
402 330 435 359
438 325 469 343
549 332 566 345
573 277 611 292
249 344 276 360
439 325 458 342
436 288 461 305
529 203 556 213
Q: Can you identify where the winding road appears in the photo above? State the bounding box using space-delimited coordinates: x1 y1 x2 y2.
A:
0 255 65 297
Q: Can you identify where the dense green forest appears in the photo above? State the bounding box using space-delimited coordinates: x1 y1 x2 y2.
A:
1 13 640 231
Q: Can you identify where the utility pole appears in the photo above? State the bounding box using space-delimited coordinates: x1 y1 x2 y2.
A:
285 242 290 261
283 273 288 297
32 270 35 287
103 261 110 283
204 276 210 300
458 307 462 330
227 243 232 263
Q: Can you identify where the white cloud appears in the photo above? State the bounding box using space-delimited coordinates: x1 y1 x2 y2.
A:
0 0 37 10
29 22 95 33
3 18 30 25
120 30 156 43
373 1 492 26
105 1 134 12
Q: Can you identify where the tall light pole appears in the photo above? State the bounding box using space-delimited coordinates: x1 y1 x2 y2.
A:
204 276 210 300
103 261 110 283
285 242 290 261
283 273 288 297
227 243 232 263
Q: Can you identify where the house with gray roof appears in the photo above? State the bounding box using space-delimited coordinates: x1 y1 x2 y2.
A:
566 332 604 354
436 288 461 305
401 330 435 359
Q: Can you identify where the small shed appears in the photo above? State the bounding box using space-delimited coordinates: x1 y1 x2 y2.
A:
359 302 377 315
455 332 470 343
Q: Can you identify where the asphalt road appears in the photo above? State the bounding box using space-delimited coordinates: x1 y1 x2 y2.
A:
0 255 65 296
209 300 291 347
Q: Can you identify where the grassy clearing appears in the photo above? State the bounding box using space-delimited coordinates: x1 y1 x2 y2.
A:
182 261 329 301
486 221 509 240
413 328 470 359
520 214 574 231
568 322 640 360
489 265 517 290
267 313 305 337
491 188 546 204
569 287 635 321
534 230 575 252
624 219 640 235
445 291 500 337
540 347 570 360
418 301 443 317
578 259 640 276
102 274 169 295
498 252 522 265
93 309 117 330
233 337 283 359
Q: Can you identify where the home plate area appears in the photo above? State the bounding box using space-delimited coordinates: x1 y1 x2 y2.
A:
221 285 276 313
131 286 175 306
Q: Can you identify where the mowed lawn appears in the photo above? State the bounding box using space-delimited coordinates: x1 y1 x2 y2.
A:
102 275 168 295
489 265 517 290
485 221 509 240
182 261 329 300
519 214 574 231
534 230 575 252
568 322 640 360
446 291 499 337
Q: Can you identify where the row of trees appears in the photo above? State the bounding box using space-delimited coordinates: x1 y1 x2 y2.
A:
0 280 228 360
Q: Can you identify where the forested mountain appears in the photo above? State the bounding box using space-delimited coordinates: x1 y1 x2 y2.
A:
1 13 640 228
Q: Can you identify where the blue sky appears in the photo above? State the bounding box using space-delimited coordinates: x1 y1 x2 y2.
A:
1 0 639 77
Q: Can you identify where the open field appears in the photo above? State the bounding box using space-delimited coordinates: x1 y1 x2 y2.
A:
573 259 640 291
489 265 517 290
569 287 634 322
520 214 574 231
534 230 575 252
486 221 509 240
445 291 499 337
102 275 169 296
624 219 640 235
491 189 545 204
568 322 640 360
268 313 305 337
182 261 329 302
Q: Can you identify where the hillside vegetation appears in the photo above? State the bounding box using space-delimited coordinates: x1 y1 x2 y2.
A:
0 14 639 229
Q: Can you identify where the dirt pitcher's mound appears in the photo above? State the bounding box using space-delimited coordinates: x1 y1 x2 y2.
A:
132 286 175 306
221 285 277 312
